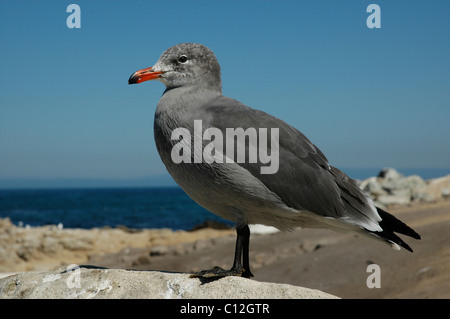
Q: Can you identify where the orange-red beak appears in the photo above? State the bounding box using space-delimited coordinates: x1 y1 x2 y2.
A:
128 67 164 84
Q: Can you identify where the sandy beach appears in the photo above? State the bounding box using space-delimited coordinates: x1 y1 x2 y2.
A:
1 198 449 298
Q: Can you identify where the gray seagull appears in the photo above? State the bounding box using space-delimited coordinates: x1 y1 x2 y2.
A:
129 43 420 278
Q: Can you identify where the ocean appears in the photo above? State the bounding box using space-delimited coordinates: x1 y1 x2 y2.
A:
0 187 233 230
0 167 448 230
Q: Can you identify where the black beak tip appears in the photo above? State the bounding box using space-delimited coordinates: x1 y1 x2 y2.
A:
128 74 138 85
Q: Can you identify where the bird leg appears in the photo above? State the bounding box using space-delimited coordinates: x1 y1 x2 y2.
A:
240 224 254 278
190 224 254 279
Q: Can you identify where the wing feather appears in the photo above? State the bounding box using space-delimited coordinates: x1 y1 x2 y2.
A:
193 96 382 231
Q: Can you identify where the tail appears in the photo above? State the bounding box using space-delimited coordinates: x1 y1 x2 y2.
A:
369 207 421 252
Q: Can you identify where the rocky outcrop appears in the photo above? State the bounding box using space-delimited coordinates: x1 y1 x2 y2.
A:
0 267 338 299
0 218 234 273
359 168 450 207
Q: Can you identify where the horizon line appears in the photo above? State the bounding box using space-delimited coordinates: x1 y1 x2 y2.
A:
1 167 449 190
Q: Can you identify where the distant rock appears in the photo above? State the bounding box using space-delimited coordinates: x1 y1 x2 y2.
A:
360 168 450 207
189 219 231 231
0 267 338 299
426 175 450 201
377 167 403 180
0 219 233 273
361 177 386 198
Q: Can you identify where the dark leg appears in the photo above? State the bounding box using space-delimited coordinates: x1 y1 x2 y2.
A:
240 225 254 278
190 224 253 279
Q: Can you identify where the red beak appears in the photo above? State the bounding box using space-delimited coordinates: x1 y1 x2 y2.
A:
128 67 164 84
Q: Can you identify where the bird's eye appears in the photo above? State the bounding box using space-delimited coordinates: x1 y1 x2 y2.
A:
177 55 188 63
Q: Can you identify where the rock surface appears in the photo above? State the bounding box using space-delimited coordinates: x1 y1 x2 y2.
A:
0 267 338 299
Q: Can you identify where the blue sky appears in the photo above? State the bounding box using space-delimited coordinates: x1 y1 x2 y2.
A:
0 0 449 187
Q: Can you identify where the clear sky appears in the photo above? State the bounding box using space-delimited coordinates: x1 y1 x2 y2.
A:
0 0 449 187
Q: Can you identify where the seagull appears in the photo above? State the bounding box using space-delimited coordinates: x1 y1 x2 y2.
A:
129 43 421 278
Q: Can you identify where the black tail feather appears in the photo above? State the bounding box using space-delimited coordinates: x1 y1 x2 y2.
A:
376 207 421 239
371 207 421 252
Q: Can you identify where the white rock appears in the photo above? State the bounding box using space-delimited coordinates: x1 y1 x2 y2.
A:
0 268 338 299
378 167 404 181
360 177 386 196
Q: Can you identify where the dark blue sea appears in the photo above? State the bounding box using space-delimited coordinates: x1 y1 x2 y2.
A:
0 187 233 230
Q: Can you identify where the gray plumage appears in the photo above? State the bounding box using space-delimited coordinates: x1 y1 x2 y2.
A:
129 43 420 277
